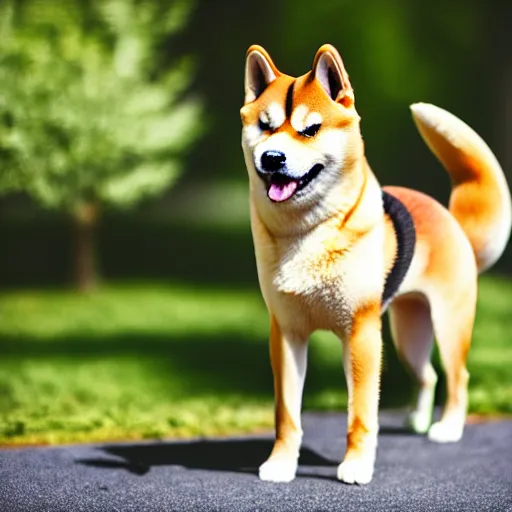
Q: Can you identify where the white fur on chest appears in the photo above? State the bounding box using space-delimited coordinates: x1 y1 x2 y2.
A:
259 222 386 333
273 230 340 295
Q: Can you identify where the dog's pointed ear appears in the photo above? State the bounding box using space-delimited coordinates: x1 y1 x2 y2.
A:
312 44 354 106
244 45 280 104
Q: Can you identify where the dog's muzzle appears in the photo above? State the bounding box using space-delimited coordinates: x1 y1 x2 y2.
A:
256 161 325 203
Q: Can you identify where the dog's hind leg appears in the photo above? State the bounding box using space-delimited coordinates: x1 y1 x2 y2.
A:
389 294 437 434
427 286 476 443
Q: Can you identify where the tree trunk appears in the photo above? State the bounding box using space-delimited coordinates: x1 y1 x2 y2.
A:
72 202 99 292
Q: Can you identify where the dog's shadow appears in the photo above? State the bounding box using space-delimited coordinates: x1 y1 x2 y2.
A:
76 438 337 477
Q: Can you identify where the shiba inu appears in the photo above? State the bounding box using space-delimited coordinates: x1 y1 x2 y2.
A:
240 43 512 484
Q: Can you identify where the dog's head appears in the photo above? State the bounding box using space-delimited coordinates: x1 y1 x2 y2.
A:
241 44 364 228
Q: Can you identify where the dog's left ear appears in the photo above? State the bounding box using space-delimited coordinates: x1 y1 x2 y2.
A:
312 44 354 106
244 45 280 104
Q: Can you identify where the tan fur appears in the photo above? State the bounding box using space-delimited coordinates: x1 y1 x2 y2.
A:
410 103 512 272
241 44 511 484
344 301 382 455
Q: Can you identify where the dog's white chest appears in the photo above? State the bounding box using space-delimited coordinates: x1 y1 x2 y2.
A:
273 240 339 295
269 233 353 328
263 223 385 332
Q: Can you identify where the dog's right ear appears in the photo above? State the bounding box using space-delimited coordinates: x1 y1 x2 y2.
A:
244 45 280 104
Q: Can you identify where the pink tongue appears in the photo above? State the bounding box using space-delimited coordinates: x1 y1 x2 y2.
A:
268 180 298 202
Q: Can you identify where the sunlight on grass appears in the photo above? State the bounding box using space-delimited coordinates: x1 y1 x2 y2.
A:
0 283 275 444
0 275 511 444
0 283 268 340
468 277 512 413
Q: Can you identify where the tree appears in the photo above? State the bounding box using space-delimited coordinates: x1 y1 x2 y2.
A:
0 0 202 290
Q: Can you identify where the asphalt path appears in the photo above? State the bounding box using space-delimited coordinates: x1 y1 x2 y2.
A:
1 411 511 511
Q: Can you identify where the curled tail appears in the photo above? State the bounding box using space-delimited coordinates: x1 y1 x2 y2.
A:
410 102 512 273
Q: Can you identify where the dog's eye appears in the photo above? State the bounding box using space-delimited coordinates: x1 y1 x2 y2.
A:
301 124 321 138
259 119 271 131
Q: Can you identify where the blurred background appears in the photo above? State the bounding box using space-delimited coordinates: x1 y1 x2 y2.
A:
0 0 510 445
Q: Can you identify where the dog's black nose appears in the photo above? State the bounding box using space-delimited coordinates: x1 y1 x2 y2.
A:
261 151 286 172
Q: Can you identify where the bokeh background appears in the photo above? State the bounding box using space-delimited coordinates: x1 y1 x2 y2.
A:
0 0 511 444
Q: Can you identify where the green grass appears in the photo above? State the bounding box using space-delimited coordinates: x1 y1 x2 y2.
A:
0 276 511 445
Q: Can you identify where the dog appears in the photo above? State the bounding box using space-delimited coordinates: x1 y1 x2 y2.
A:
240 43 511 484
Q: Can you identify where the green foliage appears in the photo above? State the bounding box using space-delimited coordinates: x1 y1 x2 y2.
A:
280 0 483 104
0 0 202 211
0 276 511 444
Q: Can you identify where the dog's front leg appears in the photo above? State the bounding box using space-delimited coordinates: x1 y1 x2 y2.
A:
259 315 308 483
338 302 382 485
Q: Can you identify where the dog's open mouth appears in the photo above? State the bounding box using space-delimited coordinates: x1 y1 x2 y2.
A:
264 164 324 203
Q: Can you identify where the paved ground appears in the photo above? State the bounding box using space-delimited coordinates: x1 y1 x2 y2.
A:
1 411 511 512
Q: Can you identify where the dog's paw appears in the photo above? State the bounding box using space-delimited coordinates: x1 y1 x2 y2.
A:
259 458 297 483
337 457 375 485
406 409 432 434
428 419 464 443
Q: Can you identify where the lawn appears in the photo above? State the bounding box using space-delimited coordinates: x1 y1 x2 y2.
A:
0 276 511 445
